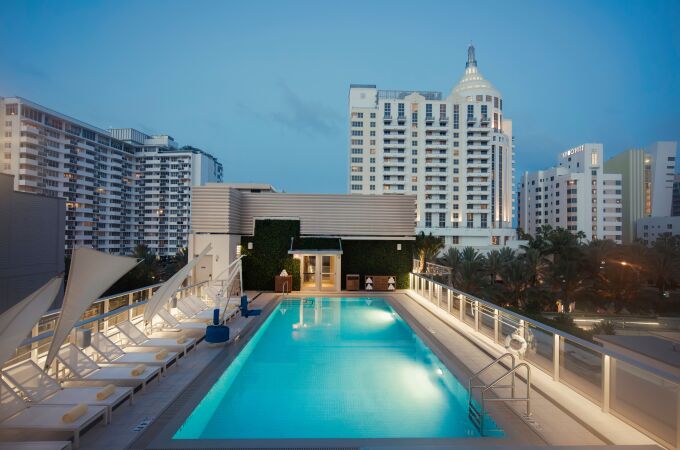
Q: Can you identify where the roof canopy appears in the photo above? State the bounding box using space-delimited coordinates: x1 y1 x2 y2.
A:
289 237 343 254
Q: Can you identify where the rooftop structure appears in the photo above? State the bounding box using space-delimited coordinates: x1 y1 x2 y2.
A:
0 173 64 313
348 46 516 250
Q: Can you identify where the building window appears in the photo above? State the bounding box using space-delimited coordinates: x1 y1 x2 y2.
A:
425 212 432 227
467 105 474 121
351 157 363 163
384 103 391 118
439 213 445 228
453 105 459 129
398 103 405 118
351 184 362 190
5 104 18 115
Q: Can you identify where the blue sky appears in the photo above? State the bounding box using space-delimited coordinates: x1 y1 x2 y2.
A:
1 0 678 193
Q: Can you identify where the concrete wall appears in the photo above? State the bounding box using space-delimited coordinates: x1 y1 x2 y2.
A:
0 174 64 313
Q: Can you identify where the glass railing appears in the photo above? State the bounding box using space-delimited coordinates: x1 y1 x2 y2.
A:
409 271 680 450
2 280 210 369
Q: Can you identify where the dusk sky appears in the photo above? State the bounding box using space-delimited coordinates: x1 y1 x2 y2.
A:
1 0 678 193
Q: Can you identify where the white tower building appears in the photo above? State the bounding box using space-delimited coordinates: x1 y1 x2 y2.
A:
348 46 516 249
518 144 623 243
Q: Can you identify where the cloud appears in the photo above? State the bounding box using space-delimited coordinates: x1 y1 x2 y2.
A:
239 81 343 136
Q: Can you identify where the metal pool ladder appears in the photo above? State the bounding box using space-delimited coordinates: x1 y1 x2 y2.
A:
468 352 531 435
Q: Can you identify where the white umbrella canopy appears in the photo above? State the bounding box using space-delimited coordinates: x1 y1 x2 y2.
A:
44 248 139 369
143 243 212 324
0 276 63 367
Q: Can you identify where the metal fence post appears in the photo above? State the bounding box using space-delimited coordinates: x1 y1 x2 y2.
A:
428 281 433 301
447 289 452 313
474 301 480 331
553 334 561 382
602 355 611 413
459 295 465 322
494 309 500 344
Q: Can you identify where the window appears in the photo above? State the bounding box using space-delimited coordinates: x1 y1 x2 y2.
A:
370 122 375 127
370 157 376 163
467 105 474 121
370 185 375 191
591 151 599 166
351 148 363 154
439 213 445 228
5 104 18 115
351 175 363 181
351 157 363 163
398 103 405 118
453 105 459 129
357 113 363 118
425 212 432 227
370 167 375 173
351 130 363 136
412 149 418 155
439 104 446 117
412 111 418 124
351 121 363 127
384 103 391 117
351 184 362 190
481 105 488 119
370 112 376 118
466 213 473 228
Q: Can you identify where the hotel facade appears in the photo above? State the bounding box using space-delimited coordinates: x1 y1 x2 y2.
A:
0 97 222 257
604 141 677 243
517 144 623 243
348 46 516 249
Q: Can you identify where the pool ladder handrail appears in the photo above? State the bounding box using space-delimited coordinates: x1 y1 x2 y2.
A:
468 353 531 435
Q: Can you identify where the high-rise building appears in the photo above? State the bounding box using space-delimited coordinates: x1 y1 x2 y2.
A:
604 142 677 243
518 144 623 243
348 46 515 249
110 129 222 256
672 174 680 217
0 97 223 257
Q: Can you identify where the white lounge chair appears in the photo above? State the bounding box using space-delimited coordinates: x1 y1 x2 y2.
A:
90 333 179 375
3 360 133 424
155 308 207 334
55 344 161 392
0 378 107 449
114 321 196 356
177 297 213 320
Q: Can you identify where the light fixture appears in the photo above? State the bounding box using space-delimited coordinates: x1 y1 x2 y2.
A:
247 242 253 250
397 243 402 251
236 245 242 257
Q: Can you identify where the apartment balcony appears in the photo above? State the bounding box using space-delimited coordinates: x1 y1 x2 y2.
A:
383 114 392 123
438 116 449 124
425 115 435 123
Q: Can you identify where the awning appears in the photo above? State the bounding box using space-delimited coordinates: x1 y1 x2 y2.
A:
288 237 343 255
44 248 139 369
0 276 63 367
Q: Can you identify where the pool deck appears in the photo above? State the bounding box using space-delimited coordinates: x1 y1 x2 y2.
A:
1 291 662 449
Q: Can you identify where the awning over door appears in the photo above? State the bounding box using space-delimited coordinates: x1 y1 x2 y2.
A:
288 237 343 255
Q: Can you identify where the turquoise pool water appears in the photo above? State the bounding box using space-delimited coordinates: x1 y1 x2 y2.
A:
174 297 502 439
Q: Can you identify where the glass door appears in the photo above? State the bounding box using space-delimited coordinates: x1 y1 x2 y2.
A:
321 255 336 290
302 255 317 290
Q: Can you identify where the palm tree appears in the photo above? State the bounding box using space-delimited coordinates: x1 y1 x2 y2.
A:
499 258 532 308
414 232 444 272
457 247 487 294
521 247 548 287
438 247 461 287
486 249 504 285
647 233 680 295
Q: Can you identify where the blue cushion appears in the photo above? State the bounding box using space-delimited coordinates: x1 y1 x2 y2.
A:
205 325 229 343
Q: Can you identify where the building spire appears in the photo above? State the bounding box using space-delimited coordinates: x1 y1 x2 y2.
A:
466 44 477 68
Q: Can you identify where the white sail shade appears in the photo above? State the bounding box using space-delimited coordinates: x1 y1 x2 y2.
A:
44 248 138 368
143 243 212 323
0 276 63 367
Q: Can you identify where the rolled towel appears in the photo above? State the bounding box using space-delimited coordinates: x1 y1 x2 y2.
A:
96 384 116 400
176 332 187 344
155 349 168 360
62 403 88 423
130 364 146 376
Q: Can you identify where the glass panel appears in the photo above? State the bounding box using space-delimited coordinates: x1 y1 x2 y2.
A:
525 323 554 376
450 293 461 316
321 255 335 289
479 304 495 339
499 312 520 346
463 299 475 327
302 255 317 289
559 337 603 405
611 359 678 447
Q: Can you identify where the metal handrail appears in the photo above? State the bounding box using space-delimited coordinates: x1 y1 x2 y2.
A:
482 362 531 417
468 352 516 395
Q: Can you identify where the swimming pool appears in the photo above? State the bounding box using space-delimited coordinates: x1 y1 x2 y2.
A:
174 297 503 440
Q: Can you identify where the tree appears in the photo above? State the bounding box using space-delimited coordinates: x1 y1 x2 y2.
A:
499 258 532 308
414 232 444 272
647 233 680 295
457 247 488 295
521 247 548 287
486 249 505 285
438 247 461 287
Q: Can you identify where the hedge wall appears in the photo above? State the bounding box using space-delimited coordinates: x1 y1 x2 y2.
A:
340 240 413 289
241 219 301 291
